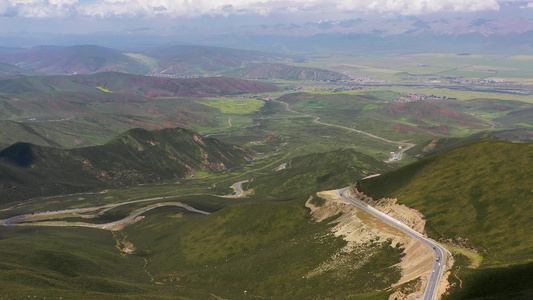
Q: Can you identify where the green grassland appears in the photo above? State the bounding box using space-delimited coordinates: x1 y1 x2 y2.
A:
299 53 533 85
198 97 265 114
0 127 252 204
249 148 392 199
0 51 532 299
359 141 533 264
123 53 159 70
0 72 279 97
277 92 489 143
357 141 533 298
383 87 533 103
124 198 404 299
0 92 223 148
0 198 407 299
0 226 158 299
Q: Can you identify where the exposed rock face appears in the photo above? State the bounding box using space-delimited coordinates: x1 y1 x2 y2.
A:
306 190 434 299
348 183 426 235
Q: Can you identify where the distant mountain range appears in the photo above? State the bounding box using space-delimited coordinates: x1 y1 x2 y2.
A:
219 17 533 38
175 17 533 54
0 44 348 79
0 45 148 75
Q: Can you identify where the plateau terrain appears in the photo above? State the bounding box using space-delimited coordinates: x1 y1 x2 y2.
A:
0 5 532 299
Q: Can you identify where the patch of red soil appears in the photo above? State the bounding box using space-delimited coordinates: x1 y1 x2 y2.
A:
393 123 414 131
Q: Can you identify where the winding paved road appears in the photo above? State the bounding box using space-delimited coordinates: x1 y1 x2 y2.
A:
220 180 249 198
2 180 447 299
337 187 447 300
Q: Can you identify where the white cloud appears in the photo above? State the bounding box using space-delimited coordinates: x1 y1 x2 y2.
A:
337 0 501 15
1 0 79 17
0 0 506 19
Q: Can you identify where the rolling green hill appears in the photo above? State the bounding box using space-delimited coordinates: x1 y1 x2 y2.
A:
356 141 533 299
0 45 149 75
0 196 408 299
0 44 348 82
0 127 252 204
249 148 393 199
0 90 224 149
227 63 349 81
122 197 405 299
0 72 279 97
0 226 159 299
144 45 290 75
0 73 279 149
278 92 490 143
0 63 36 78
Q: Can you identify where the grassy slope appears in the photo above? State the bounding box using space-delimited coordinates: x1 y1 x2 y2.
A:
228 63 349 81
0 198 406 299
250 148 393 199
0 226 159 299
0 72 279 96
277 92 489 143
125 199 404 299
145 45 288 75
0 63 36 77
357 141 533 298
0 92 223 148
0 45 149 75
0 127 251 204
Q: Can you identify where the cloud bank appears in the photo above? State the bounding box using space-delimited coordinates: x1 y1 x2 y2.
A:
0 0 522 19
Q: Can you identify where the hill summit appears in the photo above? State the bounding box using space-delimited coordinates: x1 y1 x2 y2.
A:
0 127 252 203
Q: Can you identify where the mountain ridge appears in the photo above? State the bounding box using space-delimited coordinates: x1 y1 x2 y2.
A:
0 127 253 203
0 72 279 96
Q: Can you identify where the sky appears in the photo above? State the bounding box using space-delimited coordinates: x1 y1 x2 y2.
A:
0 0 532 35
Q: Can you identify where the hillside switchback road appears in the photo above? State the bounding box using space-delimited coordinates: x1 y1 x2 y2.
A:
338 187 447 300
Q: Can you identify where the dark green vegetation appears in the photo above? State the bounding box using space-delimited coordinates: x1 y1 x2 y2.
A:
0 127 251 204
0 226 164 299
358 141 533 298
123 198 404 299
0 72 278 149
0 43 532 299
0 199 406 299
445 255 533 299
250 148 392 199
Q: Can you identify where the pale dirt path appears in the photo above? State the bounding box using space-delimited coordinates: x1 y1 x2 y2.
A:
307 190 434 299
275 100 414 162
2 199 209 230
